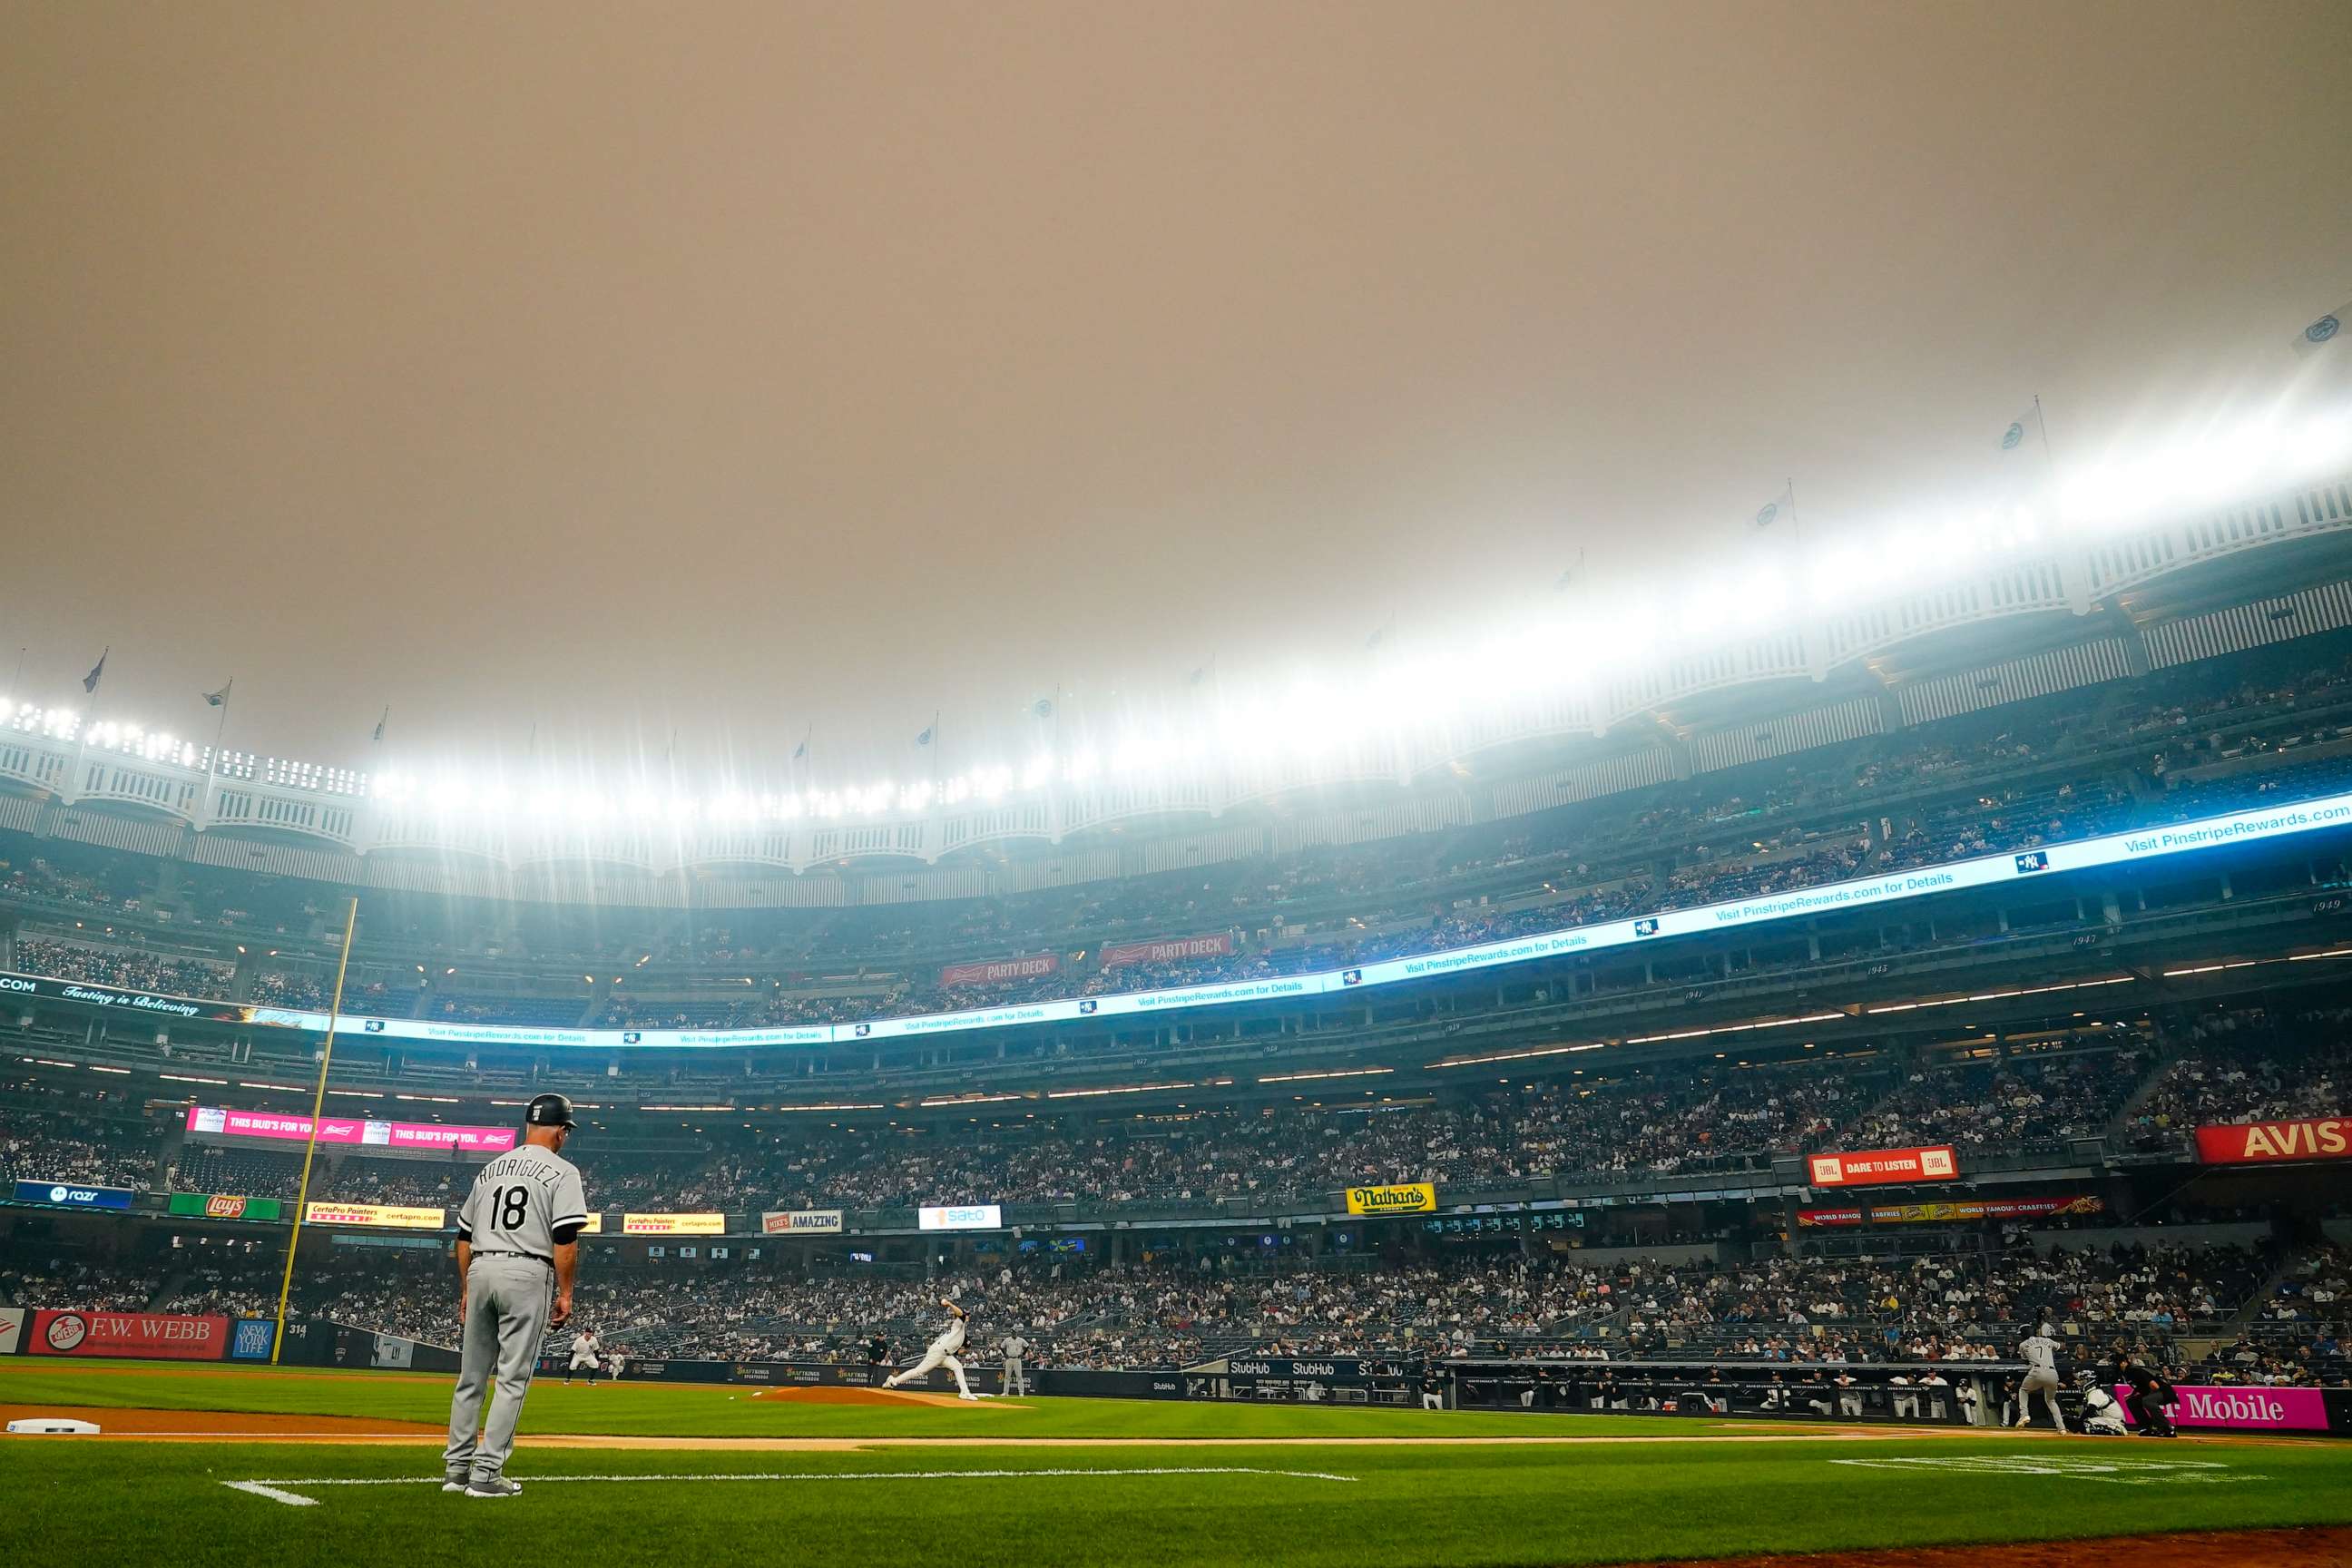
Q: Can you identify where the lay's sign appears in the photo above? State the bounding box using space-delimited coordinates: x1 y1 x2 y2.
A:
1346 1182 1437 1216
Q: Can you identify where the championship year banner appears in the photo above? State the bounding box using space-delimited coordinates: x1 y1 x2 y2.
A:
1806 1146 1957 1188
1346 1182 1438 1216
622 1212 726 1236
2193 1115 2349 1165
168 1191 285 1221
762 1209 845 1234
303 1201 447 1230
28 1309 230 1360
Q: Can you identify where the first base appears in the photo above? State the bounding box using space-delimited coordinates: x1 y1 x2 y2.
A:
7 1418 102 1436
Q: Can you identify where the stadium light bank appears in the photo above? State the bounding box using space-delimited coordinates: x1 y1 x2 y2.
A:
7 402 2349 834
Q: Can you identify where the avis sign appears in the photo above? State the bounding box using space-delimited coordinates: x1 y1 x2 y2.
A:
2194 1116 2349 1165
1806 1146 1958 1188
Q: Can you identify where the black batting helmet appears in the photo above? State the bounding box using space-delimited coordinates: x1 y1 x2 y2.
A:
525 1093 578 1130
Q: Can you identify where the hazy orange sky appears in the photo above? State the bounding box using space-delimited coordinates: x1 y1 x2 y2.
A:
4 1 2348 783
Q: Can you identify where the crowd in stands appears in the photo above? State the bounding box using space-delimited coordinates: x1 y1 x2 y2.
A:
9 1012 2337 1218
8 936 234 999
103 1228 2323 1380
2127 1010 2352 1151
8 638 2352 1033
0 1102 160 1191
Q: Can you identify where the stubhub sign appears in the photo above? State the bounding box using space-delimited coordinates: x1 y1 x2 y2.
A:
14 1181 134 1210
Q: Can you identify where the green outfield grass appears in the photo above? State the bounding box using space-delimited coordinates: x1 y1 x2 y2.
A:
3 1362 2349 1568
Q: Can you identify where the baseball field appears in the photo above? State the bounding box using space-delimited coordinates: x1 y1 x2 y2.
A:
4 1361 2349 1568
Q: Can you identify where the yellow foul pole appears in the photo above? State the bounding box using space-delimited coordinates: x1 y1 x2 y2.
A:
270 895 359 1364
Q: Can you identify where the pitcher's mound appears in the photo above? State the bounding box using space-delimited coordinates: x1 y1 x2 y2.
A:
749 1386 980 1407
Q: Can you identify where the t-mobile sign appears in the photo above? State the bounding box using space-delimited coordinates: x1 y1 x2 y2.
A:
187 1105 515 1154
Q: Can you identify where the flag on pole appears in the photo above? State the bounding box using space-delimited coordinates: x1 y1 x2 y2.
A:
1750 483 1795 530
2000 402 2045 452
82 648 108 695
1364 627 1387 652
2294 299 2351 358
203 680 232 708
1030 696 1055 720
916 718 936 748
372 706 388 743
791 726 810 762
1185 666 1208 688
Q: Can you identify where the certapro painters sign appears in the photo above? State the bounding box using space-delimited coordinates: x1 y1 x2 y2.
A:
1346 1182 1437 1216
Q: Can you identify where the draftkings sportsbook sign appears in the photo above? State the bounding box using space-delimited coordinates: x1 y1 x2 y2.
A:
1345 1182 1438 1216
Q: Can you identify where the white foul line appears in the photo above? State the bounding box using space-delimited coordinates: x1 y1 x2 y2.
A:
224 1466 1360 1506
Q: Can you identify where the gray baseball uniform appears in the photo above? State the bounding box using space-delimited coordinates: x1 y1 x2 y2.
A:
443 1144 589 1481
1000 1333 1029 1396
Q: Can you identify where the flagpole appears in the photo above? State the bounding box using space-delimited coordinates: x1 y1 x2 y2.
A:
202 689 231 822
1786 478 1802 552
270 895 359 1364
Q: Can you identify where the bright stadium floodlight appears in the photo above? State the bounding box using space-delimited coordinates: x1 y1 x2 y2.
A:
981 764 1012 800
1064 748 1099 783
1021 753 1054 790
624 789 661 820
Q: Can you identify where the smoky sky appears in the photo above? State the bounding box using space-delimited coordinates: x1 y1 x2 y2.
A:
4 1 2349 785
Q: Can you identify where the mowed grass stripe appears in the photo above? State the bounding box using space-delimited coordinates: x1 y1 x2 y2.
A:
5 1434 2348 1568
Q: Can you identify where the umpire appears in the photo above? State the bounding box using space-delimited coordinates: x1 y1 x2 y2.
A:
443 1093 591 1498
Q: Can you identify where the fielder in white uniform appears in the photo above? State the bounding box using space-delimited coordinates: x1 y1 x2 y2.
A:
2075 1371 2128 1435
885 1299 977 1399
442 1094 591 1498
565 1329 600 1385
2014 1330 2064 1430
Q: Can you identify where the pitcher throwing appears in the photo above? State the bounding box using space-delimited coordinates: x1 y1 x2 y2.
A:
885 1299 977 1399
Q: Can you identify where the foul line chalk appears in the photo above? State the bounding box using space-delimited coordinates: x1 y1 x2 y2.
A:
224 1465 1359 1506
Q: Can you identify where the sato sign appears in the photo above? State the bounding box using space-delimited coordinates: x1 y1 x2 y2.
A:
187 1104 516 1155
1807 1146 1957 1188
1345 1182 1438 1216
762 1210 845 1234
29 1309 230 1360
917 1203 1004 1231
2194 1115 2349 1166
14 1181 134 1210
